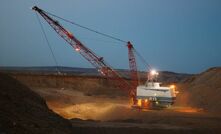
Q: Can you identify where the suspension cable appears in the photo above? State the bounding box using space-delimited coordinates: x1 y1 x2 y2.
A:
35 13 61 74
133 48 152 71
44 11 127 43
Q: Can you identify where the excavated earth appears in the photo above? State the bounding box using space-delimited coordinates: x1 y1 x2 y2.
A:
0 73 72 134
1 67 221 134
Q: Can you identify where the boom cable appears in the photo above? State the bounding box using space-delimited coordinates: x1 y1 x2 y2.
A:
133 48 152 71
44 11 127 43
35 13 61 74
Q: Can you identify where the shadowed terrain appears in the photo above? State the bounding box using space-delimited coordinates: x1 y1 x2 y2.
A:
0 73 72 134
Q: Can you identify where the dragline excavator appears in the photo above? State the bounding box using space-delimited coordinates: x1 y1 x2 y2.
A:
32 6 178 109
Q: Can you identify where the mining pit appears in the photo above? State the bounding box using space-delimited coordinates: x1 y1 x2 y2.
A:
1 67 221 134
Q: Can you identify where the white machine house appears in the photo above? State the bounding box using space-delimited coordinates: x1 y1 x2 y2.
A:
136 70 178 108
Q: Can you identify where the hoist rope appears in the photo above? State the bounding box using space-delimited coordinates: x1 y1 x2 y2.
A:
35 13 61 74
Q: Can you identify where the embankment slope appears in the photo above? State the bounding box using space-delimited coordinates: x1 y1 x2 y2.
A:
177 67 221 113
0 73 72 134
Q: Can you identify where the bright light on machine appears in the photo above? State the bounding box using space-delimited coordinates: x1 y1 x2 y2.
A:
99 70 105 76
150 69 159 76
75 46 80 52
145 99 148 103
170 85 175 89
137 99 142 107
170 85 179 94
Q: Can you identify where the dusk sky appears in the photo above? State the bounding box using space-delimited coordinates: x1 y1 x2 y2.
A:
0 0 221 74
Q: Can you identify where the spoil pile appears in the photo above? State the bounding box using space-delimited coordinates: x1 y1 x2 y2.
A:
0 73 72 134
178 67 221 113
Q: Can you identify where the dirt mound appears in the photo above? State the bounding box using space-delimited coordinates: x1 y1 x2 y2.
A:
177 67 221 113
0 73 72 134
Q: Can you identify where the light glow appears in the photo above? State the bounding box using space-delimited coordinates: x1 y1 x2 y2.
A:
75 47 80 52
137 99 142 107
150 69 159 76
170 85 175 89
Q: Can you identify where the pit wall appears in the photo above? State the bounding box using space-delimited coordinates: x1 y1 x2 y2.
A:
11 74 126 97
